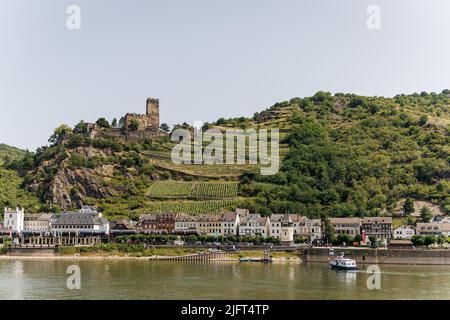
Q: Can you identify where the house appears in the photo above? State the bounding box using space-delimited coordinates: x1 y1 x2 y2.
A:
137 213 177 234
290 214 322 243
196 214 223 236
174 213 198 234
110 219 137 234
238 214 270 237
221 211 240 236
270 214 283 238
388 239 414 249
3 207 25 234
393 226 415 239
361 217 393 241
52 210 110 235
79 205 99 213
270 214 294 244
440 223 450 237
23 213 56 233
329 218 361 236
416 223 441 236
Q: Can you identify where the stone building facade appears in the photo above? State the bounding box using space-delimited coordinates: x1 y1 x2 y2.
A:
124 98 160 132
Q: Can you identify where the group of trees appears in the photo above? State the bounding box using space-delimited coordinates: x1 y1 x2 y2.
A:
239 92 449 218
411 235 449 247
115 234 283 245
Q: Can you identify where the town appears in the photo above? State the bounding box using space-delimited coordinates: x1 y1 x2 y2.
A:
2 205 450 250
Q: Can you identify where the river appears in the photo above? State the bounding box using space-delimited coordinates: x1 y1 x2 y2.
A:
0 259 449 300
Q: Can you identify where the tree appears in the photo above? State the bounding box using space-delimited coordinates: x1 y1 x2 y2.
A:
423 235 436 247
336 234 353 246
73 120 88 134
128 119 139 131
96 118 110 128
403 198 415 215
118 117 125 129
368 235 377 247
420 206 433 223
160 123 170 133
111 118 117 128
321 217 335 244
418 115 428 126
436 235 446 246
411 235 425 246
48 124 73 145
354 234 362 243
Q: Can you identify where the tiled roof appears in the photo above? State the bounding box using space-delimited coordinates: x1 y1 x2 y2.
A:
54 212 105 226
221 212 238 222
329 218 361 224
24 213 55 221
197 214 222 222
270 214 292 223
175 213 197 222
240 214 263 224
362 217 392 224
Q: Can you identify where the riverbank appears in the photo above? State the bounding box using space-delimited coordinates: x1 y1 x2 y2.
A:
1 247 300 262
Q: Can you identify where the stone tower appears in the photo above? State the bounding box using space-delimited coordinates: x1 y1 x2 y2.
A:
146 98 160 130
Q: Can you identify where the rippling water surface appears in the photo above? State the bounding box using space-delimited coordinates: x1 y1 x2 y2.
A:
0 259 449 300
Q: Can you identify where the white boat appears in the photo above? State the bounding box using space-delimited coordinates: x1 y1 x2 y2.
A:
329 254 358 270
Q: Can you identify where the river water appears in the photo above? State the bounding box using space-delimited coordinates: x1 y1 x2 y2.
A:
0 259 449 300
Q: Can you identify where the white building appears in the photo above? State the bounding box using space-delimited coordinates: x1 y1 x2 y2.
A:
23 213 56 233
79 205 98 213
270 214 294 244
3 207 25 233
174 213 198 233
221 211 240 236
238 214 270 237
290 214 322 243
51 209 110 235
393 226 415 239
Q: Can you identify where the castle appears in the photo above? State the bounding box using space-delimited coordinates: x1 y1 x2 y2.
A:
124 98 160 132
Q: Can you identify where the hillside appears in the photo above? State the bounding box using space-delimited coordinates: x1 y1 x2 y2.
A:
0 143 26 166
3 90 450 219
0 144 41 212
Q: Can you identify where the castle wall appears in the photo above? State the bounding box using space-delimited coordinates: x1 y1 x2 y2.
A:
123 98 160 132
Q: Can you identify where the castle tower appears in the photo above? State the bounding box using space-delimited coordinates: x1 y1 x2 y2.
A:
146 98 160 131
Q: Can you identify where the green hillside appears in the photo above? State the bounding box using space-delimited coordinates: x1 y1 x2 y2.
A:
0 143 26 166
0 144 41 212
3 90 450 218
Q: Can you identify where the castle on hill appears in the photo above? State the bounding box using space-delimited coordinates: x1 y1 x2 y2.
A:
85 98 161 139
124 98 160 132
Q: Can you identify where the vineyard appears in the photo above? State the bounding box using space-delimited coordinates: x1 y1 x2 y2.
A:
142 199 241 214
147 181 239 199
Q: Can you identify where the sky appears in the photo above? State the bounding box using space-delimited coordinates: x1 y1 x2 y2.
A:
1 0 450 150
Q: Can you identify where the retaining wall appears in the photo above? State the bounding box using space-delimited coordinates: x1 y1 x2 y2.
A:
304 247 450 265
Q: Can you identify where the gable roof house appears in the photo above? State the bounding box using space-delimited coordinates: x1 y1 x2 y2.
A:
238 214 270 237
52 211 110 235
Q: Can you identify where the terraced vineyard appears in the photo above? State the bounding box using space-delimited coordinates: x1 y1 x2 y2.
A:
147 181 239 199
142 199 241 214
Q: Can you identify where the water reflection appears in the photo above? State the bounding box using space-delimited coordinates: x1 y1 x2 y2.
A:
0 260 449 300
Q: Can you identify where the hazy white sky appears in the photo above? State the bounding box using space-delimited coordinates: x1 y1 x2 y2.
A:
1 0 450 150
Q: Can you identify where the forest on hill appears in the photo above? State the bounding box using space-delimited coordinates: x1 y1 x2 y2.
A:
1 91 449 219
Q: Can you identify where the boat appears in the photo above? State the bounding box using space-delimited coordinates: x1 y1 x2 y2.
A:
329 254 358 270
239 257 272 263
239 250 272 263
